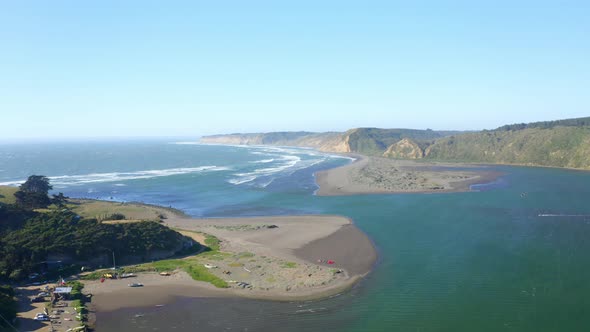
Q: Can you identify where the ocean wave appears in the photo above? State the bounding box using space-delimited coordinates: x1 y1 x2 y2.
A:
0 166 229 187
228 155 302 185
227 152 330 187
249 158 275 164
538 214 590 217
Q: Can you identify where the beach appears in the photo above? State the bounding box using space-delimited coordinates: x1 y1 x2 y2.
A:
315 155 501 196
86 213 377 313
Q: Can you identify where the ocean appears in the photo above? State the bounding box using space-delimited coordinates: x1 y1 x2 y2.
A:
2 139 590 331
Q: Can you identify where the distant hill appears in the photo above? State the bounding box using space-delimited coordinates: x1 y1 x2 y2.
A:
424 122 590 169
200 116 590 170
200 128 462 156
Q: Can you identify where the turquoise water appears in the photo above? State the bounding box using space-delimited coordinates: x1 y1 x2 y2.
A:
2 140 590 331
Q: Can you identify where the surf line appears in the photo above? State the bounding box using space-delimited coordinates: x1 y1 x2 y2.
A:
538 214 590 217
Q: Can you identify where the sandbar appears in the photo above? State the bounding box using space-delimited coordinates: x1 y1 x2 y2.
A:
87 213 377 312
315 155 501 196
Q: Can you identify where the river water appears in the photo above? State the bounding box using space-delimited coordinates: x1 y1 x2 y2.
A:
2 140 590 331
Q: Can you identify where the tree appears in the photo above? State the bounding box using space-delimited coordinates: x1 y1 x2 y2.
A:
52 192 69 207
19 175 52 194
14 175 53 209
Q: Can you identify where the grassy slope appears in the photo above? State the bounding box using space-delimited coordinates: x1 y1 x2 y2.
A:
69 200 228 288
69 199 172 222
81 231 229 288
346 128 462 156
0 186 17 205
425 126 590 169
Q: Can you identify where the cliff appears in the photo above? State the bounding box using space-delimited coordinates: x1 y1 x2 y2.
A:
200 128 458 156
383 138 424 159
199 116 590 170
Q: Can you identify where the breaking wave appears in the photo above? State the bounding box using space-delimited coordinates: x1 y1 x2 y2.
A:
0 166 229 187
227 148 330 187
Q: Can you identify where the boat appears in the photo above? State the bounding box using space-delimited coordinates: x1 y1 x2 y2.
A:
128 283 143 287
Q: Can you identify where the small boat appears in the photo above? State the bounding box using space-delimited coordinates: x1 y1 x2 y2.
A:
159 272 171 276
204 264 217 269
128 283 143 287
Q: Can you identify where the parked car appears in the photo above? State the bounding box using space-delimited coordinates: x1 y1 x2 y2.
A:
30 296 45 303
34 313 49 321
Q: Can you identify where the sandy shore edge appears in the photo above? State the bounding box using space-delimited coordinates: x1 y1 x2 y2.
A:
87 213 377 314
315 154 503 196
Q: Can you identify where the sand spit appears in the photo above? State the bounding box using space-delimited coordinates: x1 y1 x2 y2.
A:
315 155 501 196
87 214 377 312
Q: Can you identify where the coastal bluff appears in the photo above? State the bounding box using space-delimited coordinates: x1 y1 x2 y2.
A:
200 116 590 170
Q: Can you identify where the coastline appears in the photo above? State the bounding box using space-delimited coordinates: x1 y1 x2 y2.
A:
315 154 503 196
87 212 377 315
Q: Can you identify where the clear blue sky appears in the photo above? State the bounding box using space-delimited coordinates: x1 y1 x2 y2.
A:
1 1 589 138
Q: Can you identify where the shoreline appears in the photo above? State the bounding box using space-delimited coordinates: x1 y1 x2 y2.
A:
87 213 377 315
314 154 504 196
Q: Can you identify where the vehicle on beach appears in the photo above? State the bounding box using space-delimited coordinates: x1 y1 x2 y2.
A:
34 313 50 321
128 283 144 287
31 296 46 303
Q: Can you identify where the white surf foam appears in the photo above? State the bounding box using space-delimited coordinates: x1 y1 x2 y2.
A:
228 154 303 185
249 158 275 164
0 166 229 187
538 214 590 217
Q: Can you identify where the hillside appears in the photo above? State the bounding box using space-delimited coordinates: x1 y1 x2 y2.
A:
201 116 590 170
201 128 461 156
424 125 590 169
0 200 198 281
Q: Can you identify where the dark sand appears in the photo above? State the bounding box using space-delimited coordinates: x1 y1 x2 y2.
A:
295 223 377 276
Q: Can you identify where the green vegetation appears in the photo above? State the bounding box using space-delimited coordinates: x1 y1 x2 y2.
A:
67 281 88 325
0 179 199 282
69 199 168 222
0 186 17 205
344 128 457 156
81 233 229 288
202 128 461 156
204 234 221 251
13 175 53 209
425 126 590 169
496 116 590 131
281 261 297 268
0 285 16 330
0 210 194 280
203 116 590 169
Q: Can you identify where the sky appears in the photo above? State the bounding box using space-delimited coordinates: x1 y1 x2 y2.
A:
1 1 589 139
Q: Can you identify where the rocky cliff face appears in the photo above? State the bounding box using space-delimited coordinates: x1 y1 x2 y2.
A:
200 117 590 169
383 138 424 159
200 128 457 156
201 132 352 153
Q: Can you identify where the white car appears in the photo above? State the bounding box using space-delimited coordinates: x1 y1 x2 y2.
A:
34 313 49 321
